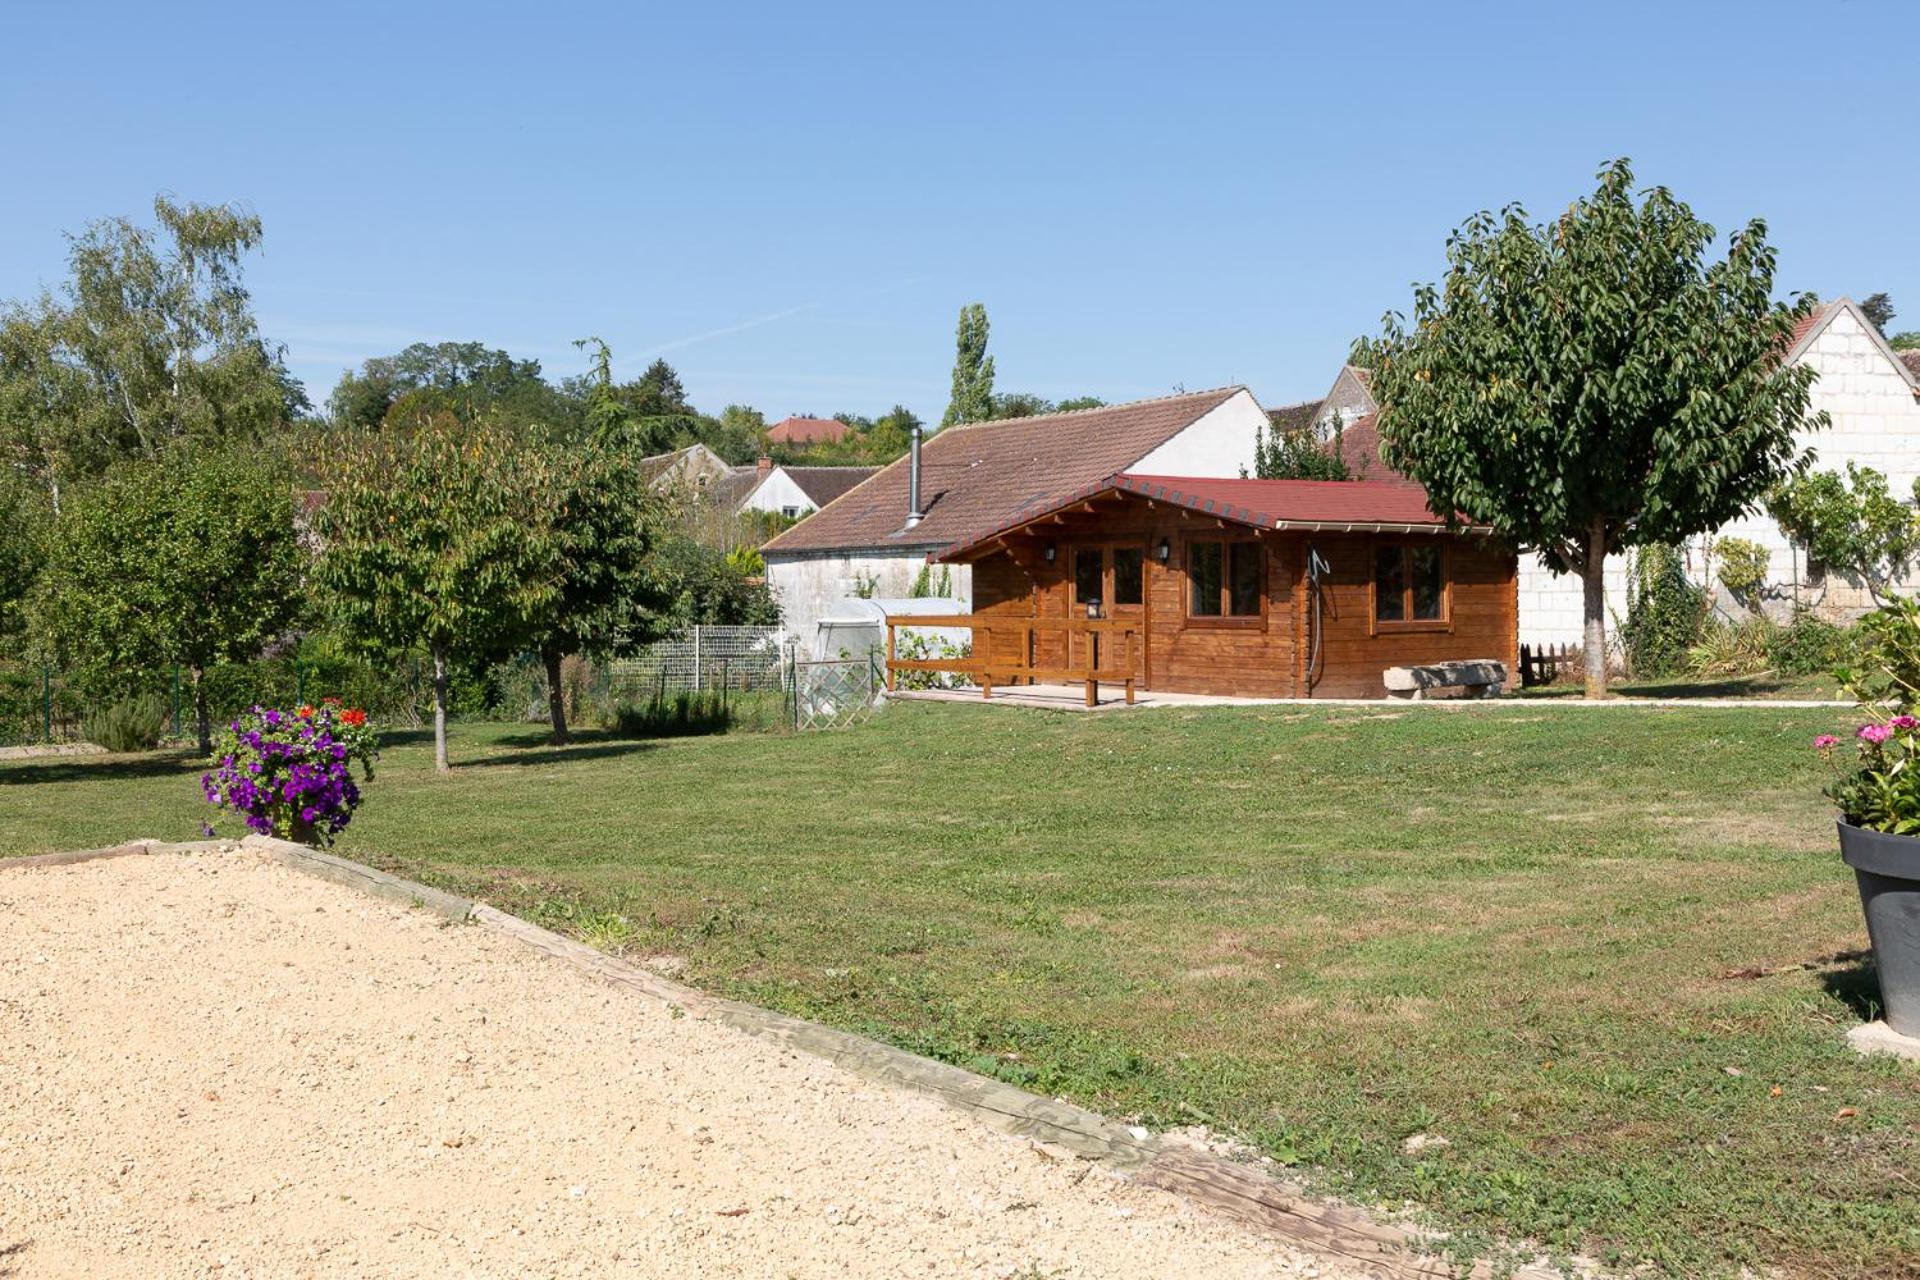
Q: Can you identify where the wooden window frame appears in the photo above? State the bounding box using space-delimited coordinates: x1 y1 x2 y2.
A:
1069 542 1147 617
1369 539 1453 635
1182 534 1265 629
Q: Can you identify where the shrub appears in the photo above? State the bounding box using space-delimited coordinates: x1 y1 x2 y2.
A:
1620 544 1708 677
1687 617 1775 677
1768 615 1857 676
202 702 379 845
612 689 734 738
1714 537 1771 604
82 695 169 753
894 632 974 690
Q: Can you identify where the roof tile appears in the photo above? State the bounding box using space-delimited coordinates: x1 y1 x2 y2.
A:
763 388 1245 554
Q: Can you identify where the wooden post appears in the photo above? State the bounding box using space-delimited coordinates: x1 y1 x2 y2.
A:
885 621 896 692
1125 629 1136 705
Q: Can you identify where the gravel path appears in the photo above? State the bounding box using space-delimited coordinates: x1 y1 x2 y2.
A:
0 850 1345 1279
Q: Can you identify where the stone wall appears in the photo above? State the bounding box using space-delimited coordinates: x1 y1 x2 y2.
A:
765 550 974 655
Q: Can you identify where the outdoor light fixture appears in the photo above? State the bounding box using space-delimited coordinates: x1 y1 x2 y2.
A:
1043 543 1056 563
1155 538 1171 563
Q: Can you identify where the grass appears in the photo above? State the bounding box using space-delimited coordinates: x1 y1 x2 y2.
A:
2 704 1914 1277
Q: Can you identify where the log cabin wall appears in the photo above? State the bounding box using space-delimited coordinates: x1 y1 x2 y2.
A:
961 501 1517 699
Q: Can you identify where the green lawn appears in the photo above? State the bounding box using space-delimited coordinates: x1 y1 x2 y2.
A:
2 703 1912 1277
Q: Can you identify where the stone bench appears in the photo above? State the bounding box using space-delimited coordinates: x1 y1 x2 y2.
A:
1383 659 1509 700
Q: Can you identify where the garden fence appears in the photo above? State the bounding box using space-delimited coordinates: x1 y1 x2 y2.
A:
602 626 792 699
791 655 881 732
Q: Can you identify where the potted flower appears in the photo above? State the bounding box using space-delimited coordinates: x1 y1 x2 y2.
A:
1823 598 1920 1039
202 700 378 846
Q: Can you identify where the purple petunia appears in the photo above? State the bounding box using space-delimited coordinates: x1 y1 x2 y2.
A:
202 704 377 846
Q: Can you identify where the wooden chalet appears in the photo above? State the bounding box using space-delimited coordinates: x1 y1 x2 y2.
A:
898 472 1519 701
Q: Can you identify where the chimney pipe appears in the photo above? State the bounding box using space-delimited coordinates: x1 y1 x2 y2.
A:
905 423 924 529
755 454 772 477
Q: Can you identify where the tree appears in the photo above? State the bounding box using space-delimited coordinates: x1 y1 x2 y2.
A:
1362 158 1821 696
327 340 574 435
1768 464 1920 603
0 196 304 512
1891 332 1920 352
1861 292 1896 336
313 414 558 771
41 444 304 753
1251 417 1351 480
940 303 995 428
987 392 1106 420
0 471 48 647
522 439 674 742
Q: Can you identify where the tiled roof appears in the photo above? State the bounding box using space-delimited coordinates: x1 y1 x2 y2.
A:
1115 473 1462 528
767 416 852 445
1266 399 1323 434
1786 301 1838 359
763 388 1246 555
1323 413 1418 486
936 470 1475 560
1899 349 1920 381
783 466 880 507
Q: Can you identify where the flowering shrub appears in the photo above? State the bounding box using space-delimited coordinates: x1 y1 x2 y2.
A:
1822 596 1920 834
202 700 378 845
1819 716 1920 835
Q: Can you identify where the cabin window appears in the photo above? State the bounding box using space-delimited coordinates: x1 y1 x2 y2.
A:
1071 544 1147 614
1073 548 1104 611
1373 543 1449 628
1112 547 1144 607
1188 540 1261 618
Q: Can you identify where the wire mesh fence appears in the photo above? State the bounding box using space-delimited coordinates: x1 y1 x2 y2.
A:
2 626 889 747
602 626 792 700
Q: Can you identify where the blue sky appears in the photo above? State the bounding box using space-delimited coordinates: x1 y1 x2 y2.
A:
4 1 1915 424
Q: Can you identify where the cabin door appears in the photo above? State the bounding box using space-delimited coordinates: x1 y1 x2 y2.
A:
1067 542 1147 679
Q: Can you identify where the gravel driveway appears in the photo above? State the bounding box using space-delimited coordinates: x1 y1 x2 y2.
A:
0 850 1344 1278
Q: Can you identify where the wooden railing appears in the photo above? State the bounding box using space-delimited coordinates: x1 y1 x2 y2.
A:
884 614 1142 707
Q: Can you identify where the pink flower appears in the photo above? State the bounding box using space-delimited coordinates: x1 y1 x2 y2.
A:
1859 723 1894 745
1814 734 1840 750
1892 715 1919 731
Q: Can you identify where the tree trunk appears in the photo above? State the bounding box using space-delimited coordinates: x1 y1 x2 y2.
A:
543 646 571 745
430 642 450 774
1581 519 1609 699
190 665 211 756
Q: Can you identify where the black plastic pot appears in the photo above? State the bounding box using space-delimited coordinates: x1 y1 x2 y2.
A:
1837 821 1920 1038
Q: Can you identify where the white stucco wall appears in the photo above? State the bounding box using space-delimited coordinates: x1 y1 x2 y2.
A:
765 550 973 656
1518 305 1920 647
1130 389 1267 476
739 468 815 518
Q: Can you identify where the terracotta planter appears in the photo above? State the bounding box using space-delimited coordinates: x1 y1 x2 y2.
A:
1837 821 1920 1038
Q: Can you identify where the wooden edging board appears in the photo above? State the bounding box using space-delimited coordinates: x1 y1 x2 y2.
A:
6 836 1563 1280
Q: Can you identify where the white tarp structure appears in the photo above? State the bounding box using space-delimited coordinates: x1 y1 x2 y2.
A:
813 597 968 662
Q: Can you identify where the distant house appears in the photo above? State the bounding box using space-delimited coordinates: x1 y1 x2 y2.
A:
767 416 853 447
637 442 741 490
761 387 1272 646
739 464 879 520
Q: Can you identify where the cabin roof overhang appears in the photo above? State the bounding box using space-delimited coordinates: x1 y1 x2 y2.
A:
933 472 1492 563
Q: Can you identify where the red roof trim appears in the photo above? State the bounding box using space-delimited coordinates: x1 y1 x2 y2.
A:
935 473 1486 561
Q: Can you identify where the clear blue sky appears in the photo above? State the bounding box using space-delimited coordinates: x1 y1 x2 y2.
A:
4 1 1915 424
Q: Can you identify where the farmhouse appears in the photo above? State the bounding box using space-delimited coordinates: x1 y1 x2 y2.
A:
761 387 1272 645
739 463 878 519
767 416 853 447
934 474 1517 699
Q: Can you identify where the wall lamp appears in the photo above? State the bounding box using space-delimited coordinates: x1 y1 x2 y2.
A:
1155 538 1171 563
1043 543 1056 563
